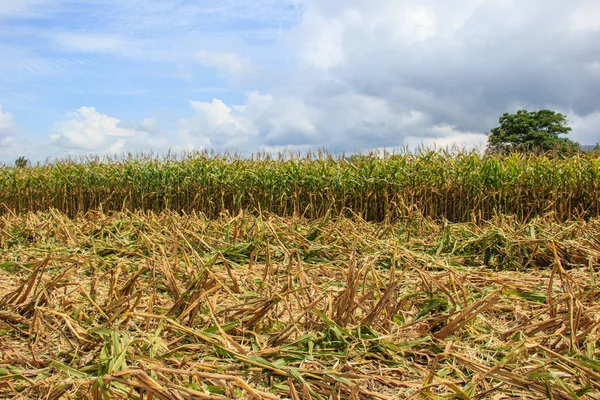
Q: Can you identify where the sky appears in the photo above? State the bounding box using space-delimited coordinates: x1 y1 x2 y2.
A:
0 0 599 163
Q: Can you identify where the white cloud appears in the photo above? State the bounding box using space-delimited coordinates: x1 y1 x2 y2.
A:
178 94 322 151
570 0 600 31
178 91 430 153
0 104 22 162
0 0 56 19
94 0 301 36
569 112 600 145
406 125 488 151
4 0 600 159
0 43 81 82
178 98 254 150
295 11 345 70
194 50 249 77
52 32 132 54
261 0 600 149
51 107 133 150
50 107 168 155
0 105 17 140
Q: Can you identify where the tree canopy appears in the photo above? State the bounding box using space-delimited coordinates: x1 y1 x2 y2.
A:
487 109 579 154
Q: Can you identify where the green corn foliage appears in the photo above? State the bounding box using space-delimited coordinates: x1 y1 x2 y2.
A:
0 150 599 222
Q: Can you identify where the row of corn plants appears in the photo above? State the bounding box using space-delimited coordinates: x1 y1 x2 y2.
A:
1 150 599 221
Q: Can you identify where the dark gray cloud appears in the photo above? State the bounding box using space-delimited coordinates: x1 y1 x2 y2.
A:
6 0 598 160
185 0 599 152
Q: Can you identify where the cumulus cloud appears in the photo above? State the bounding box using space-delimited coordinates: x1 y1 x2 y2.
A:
51 107 168 155
203 0 600 151
8 0 600 158
285 0 598 143
174 0 600 154
179 90 437 153
51 107 134 150
178 99 254 151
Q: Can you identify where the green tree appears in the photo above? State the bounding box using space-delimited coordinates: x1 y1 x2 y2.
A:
486 109 579 154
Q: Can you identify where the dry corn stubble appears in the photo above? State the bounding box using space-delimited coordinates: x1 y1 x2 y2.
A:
0 210 599 399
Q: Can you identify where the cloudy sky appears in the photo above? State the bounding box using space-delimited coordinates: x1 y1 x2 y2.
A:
0 0 599 162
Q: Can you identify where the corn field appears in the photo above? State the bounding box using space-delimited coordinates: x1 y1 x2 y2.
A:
1 150 599 221
2 150 600 398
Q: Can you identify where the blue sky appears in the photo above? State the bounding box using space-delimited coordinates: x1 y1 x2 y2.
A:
1 0 599 163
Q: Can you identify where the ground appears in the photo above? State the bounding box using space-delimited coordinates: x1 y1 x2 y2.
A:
1 210 599 399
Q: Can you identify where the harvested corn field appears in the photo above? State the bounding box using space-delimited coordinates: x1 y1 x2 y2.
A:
1 210 599 399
